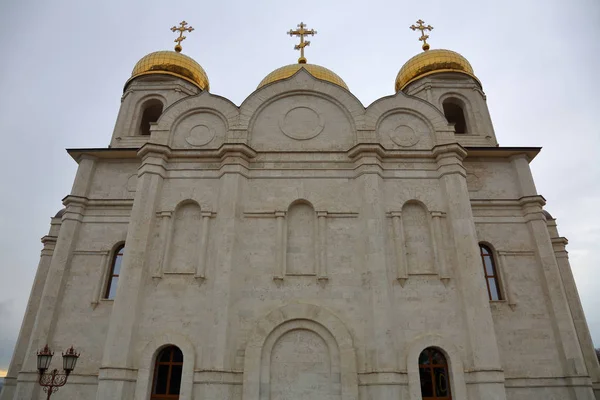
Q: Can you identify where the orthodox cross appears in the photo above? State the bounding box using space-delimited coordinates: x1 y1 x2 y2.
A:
171 21 194 53
288 22 316 64
410 19 434 51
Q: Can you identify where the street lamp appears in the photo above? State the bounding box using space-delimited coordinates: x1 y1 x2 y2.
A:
36 345 80 399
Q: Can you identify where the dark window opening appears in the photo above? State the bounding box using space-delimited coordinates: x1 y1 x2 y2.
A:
151 346 183 400
104 244 125 299
443 101 467 134
139 101 163 136
479 244 502 301
419 347 452 400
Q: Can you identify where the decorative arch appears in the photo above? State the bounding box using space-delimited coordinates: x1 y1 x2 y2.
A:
365 91 449 132
164 200 202 274
156 91 239 133
240 68 366 132
134 332 196 400
286 200 316 276
406 333 467 400
401 200 435 275
243 303 358 400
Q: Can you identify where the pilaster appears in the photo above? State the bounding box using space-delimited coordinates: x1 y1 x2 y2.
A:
205 146 252 370
0 224 58 400
14 154 96 400
96 144 169 400
433 144 507 400
354 148 398 390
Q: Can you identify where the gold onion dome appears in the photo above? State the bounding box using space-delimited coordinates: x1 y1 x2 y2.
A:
126 50 209 91
395 48 478 92
125 21 209 91
257 63 348 90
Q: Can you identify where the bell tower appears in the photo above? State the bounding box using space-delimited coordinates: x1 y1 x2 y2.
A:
110 21 210 148
395 20 497 146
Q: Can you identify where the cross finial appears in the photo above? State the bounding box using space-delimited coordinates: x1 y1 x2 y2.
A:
410 19 434 51
171 21 194 53
288 22 317 64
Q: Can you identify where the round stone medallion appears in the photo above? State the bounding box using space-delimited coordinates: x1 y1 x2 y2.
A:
185 124 214 146
389 125 419 147
279 106 324 140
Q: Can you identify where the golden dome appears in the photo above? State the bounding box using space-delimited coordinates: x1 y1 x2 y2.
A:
258 63 348 90
125 50 209 91
395 49 479 92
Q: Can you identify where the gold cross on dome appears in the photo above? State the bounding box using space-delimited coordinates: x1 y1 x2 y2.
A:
171 21 194 53
288 22 317 64
410 19 434 51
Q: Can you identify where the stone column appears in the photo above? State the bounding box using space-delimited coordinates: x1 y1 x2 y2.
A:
433 144 507 400
0 219 59 400
155 210 173 278
13 155 97 400
96 144 169 400
390 212 408 286
195 211 212 279
316 211 328 280
430 211 449 284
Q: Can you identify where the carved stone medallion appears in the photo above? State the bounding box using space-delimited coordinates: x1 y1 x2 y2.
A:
185 124 214 146
389 125 419 147
279 106 324 140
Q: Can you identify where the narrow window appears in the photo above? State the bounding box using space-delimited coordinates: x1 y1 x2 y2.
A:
419 347 452 400
139 100 163 136
151 346 183 400
479 244 502 301
104 244 124 299
442 100 467 134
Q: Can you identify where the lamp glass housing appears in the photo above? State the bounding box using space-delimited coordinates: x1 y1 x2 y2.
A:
36 345 53 372
62 347 79 373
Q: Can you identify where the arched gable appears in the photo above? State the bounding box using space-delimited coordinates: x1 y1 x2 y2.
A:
240 68 366 132
243 303 358 400
365 90 450 133
156 90 239 133
134 332 196 400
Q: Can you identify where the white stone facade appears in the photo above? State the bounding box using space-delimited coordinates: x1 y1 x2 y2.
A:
2 67 599 400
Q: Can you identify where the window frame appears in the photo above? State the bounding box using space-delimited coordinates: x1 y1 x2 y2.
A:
151 346 184 400
137 98 164 136
479 243 502 301
418 347 452 400
441 96 471 134
104 244 125 300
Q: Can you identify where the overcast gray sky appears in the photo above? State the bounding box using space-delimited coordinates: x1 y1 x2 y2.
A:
0 0 599 374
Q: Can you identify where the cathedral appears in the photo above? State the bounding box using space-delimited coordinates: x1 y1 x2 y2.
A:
2 20 599 400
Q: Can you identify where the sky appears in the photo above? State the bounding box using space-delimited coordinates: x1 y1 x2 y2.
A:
0 0 599 375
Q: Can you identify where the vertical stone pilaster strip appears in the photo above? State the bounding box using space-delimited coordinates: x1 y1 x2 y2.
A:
390 212 408 285
317 211 328 280
498 252 516 309
96 144 169 400
433 144 507 399
15 155 97 400
196 212 212 279
1 229 57 400
156 211 173 278
274 211 286 280
431 212 449 283
91 251 110 307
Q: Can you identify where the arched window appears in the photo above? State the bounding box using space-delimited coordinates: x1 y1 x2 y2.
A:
442 100 468 134
151 346 183 400
419 347 452 400
479 244 502 301
139 100 163 136
104 244 125 299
